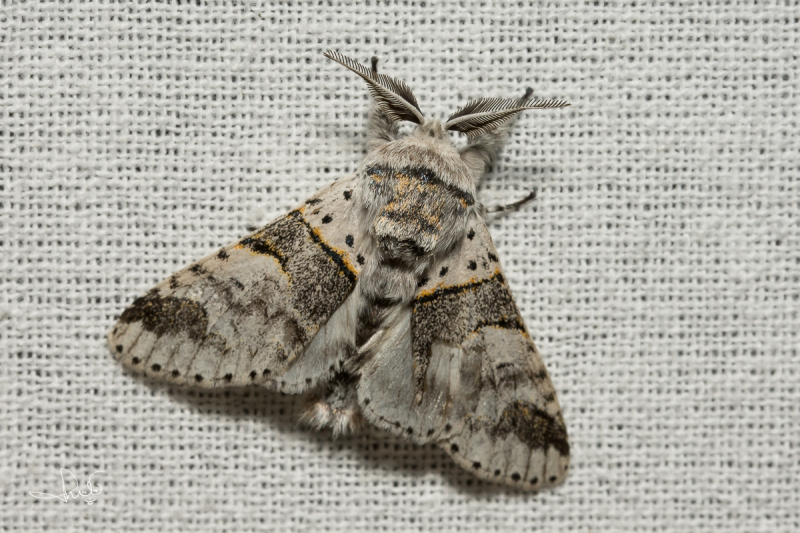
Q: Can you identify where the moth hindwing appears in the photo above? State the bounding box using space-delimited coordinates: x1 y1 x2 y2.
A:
109 51 570 491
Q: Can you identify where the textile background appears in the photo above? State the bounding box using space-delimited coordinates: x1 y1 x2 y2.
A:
2 1 797 531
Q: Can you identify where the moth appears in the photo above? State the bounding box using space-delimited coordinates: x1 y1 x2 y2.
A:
108 51 571 490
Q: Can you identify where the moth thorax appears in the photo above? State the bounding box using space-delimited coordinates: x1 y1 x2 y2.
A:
365 163 475 264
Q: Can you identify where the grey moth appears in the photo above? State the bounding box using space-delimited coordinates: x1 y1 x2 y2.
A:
109 51 571 490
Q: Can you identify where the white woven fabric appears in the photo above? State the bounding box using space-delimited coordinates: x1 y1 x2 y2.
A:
2 1 798 531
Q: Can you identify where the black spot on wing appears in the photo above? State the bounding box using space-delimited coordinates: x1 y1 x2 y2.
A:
345 235 354 247
467 229 475 240
468 260 477 271
321 214 332 224
488 252 498 262
343 190 352 200
306 198 323 205
439 266 448 277
189 263 207 275
217 249 229 260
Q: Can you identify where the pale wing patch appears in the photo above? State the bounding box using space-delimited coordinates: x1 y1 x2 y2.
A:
357 213 569 490
108 175 361 394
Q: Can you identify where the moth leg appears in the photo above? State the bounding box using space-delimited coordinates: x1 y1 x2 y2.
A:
366 56 401 152
299 372 365 437
484 189 537 215
459 88 534 183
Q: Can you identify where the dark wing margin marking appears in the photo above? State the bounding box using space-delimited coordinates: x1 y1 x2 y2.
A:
237 209 357 285
290 210 357 284
411 270 524 403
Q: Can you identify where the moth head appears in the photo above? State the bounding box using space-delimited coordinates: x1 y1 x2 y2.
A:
323 50 570 143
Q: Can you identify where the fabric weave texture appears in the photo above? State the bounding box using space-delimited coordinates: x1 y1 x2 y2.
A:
2 1 797 531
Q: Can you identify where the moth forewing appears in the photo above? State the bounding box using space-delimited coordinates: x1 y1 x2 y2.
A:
109 174 363 392
109 51 570 491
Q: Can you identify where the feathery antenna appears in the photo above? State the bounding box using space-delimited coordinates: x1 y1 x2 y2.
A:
324 50 424 125
446 97 570 139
